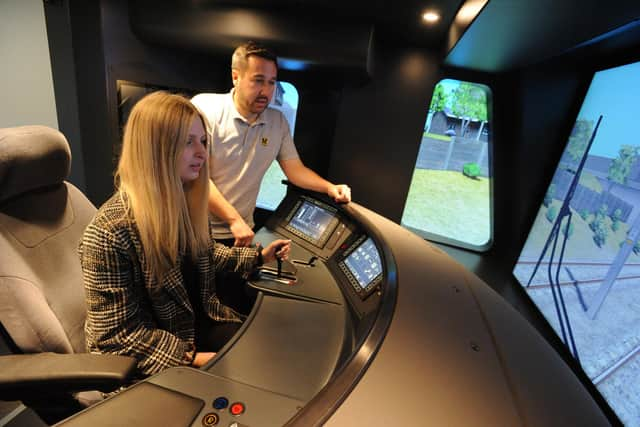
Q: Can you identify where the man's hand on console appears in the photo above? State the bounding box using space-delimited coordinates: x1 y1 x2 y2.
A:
328 184 351 203
230 217 255 247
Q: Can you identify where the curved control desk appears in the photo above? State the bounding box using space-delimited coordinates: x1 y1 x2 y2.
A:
58 188 611 427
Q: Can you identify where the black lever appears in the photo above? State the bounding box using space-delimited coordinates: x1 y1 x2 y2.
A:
291 256 317 267
277 256 283 278
275 242 289 278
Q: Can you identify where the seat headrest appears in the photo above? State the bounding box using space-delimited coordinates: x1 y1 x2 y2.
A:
0 126 71 203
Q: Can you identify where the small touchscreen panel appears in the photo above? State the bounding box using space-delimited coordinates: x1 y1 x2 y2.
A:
339 237 383 298
284 198 339 247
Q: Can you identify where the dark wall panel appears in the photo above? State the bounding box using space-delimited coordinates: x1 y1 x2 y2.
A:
102 0 228 91
329 41 441 222
99 0 231 205
46 0 230 206
510 66 590 254
44 0 86 191
61 0 111 205
45 0 111 203
128 0 373 72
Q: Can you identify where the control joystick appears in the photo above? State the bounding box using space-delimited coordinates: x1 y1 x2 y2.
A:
251 243 298 286
276 256 283 278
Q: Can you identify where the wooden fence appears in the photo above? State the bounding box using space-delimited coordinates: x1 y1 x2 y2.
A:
415 135 489 177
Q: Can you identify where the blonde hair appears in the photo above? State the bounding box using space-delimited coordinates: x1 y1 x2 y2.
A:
116 91 210 284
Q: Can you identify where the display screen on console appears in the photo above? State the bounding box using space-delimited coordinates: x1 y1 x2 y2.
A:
285 199 338 247
343 237 382 290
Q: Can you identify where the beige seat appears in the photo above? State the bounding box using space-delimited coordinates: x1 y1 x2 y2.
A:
0 126 94 356
0 126 135 424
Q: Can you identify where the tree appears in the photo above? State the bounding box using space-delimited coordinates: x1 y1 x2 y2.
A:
610 206 623 232
611 208 622 223
593 220 608 247
429 82 448 113
607 145 639 188
566 119 594 164
590 204 608 232
543 183 556 207
580 209 590 221
450 83 487 136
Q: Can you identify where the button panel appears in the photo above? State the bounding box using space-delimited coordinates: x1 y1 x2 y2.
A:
204 396 247 425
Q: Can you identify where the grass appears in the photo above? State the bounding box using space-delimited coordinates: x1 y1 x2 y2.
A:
423 132 452 142
401 169 491 246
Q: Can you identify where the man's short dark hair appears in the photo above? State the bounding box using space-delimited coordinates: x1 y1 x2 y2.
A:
231 41 278 72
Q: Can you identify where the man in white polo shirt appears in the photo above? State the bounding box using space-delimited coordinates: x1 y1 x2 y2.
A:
192 41 351 248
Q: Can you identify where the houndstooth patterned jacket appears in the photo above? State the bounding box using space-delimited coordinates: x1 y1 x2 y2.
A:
79 194 258 377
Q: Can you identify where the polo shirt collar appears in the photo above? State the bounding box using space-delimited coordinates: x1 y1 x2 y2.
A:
228 89 268 126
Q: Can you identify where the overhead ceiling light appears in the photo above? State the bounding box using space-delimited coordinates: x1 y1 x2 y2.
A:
422 11 440 24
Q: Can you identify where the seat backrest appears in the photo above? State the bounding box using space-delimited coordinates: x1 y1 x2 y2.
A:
0 126 97 355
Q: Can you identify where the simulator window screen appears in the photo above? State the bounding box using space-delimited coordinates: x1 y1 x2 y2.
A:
513 60 640 426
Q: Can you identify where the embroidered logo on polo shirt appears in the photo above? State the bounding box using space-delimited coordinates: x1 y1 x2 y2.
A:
261 137 269 146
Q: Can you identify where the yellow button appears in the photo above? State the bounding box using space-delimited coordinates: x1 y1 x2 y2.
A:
202 412 219 426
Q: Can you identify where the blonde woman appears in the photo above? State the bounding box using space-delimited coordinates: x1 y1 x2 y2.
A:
80 91 289 377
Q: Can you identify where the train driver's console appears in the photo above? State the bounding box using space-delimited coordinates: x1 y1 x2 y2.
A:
58 186 391 427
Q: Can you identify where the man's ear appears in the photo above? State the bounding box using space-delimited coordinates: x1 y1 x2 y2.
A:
231 69 239 86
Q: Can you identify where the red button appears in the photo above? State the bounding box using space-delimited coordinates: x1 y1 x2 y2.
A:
229 402 245 416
